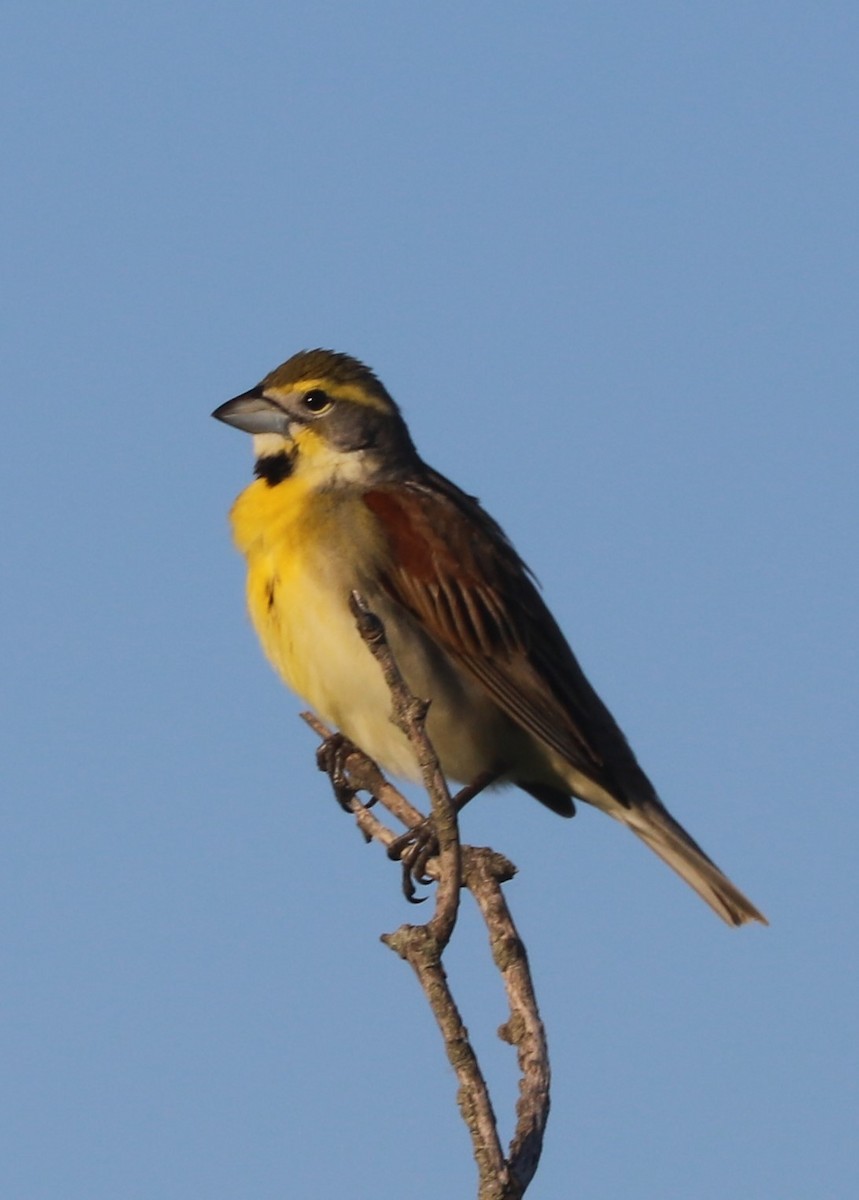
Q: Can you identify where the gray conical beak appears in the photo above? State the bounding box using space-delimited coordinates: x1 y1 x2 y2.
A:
212 388 291 436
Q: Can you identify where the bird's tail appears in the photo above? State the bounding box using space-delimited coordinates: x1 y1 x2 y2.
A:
619 800 767 927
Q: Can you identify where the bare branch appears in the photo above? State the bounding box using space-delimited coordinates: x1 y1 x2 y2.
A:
464 848 550 1192
382 922 510 1194
305 598 550 1197
348 590 460 947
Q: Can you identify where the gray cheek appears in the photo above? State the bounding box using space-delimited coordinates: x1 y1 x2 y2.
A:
330 409 383 453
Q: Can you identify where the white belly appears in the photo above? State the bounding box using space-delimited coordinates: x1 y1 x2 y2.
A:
257 562 520 784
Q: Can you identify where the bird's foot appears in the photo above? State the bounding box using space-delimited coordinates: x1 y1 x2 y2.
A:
386 769 502 902
316 732 376 813
387 818 438 904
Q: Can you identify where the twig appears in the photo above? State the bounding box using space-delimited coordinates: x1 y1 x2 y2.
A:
305 596 550 1197
464 848 550 1193
348 590 460 947
382 921 513 1197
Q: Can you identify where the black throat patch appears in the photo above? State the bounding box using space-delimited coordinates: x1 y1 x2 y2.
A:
253 452 293 486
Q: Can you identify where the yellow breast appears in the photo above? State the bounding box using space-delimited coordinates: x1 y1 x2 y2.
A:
228 466 536 786
230 472 383 708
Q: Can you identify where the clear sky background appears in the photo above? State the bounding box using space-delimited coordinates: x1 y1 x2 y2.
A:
2 4 857 1197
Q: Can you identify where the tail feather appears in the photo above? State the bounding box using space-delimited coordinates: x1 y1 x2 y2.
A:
621 801 767 927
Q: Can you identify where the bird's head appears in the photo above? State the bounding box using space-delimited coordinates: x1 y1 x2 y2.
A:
212 349 418 488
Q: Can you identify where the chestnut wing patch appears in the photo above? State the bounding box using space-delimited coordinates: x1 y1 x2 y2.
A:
363 485 521 658
363 480 615 783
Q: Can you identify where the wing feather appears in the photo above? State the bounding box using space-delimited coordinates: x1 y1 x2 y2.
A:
363 472 652 806
362 474 770 926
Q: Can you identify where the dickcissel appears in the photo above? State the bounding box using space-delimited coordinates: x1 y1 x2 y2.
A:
213 349 765 927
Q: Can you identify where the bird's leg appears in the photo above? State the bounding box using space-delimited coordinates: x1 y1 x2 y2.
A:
450 768 504 811
389 768 502 902
315 731 377 813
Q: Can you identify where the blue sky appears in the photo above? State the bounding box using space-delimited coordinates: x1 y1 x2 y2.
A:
2 3 857 1197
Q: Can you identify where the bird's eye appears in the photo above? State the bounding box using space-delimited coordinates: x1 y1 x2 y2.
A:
300 389 333 415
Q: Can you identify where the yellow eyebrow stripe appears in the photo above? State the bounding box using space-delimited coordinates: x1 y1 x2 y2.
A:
264 378 392 413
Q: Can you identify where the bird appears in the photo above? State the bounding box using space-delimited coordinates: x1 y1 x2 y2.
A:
213 349 766 927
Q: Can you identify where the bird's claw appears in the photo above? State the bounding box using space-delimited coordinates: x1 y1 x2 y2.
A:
388 819 439 903
316 732 365 812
